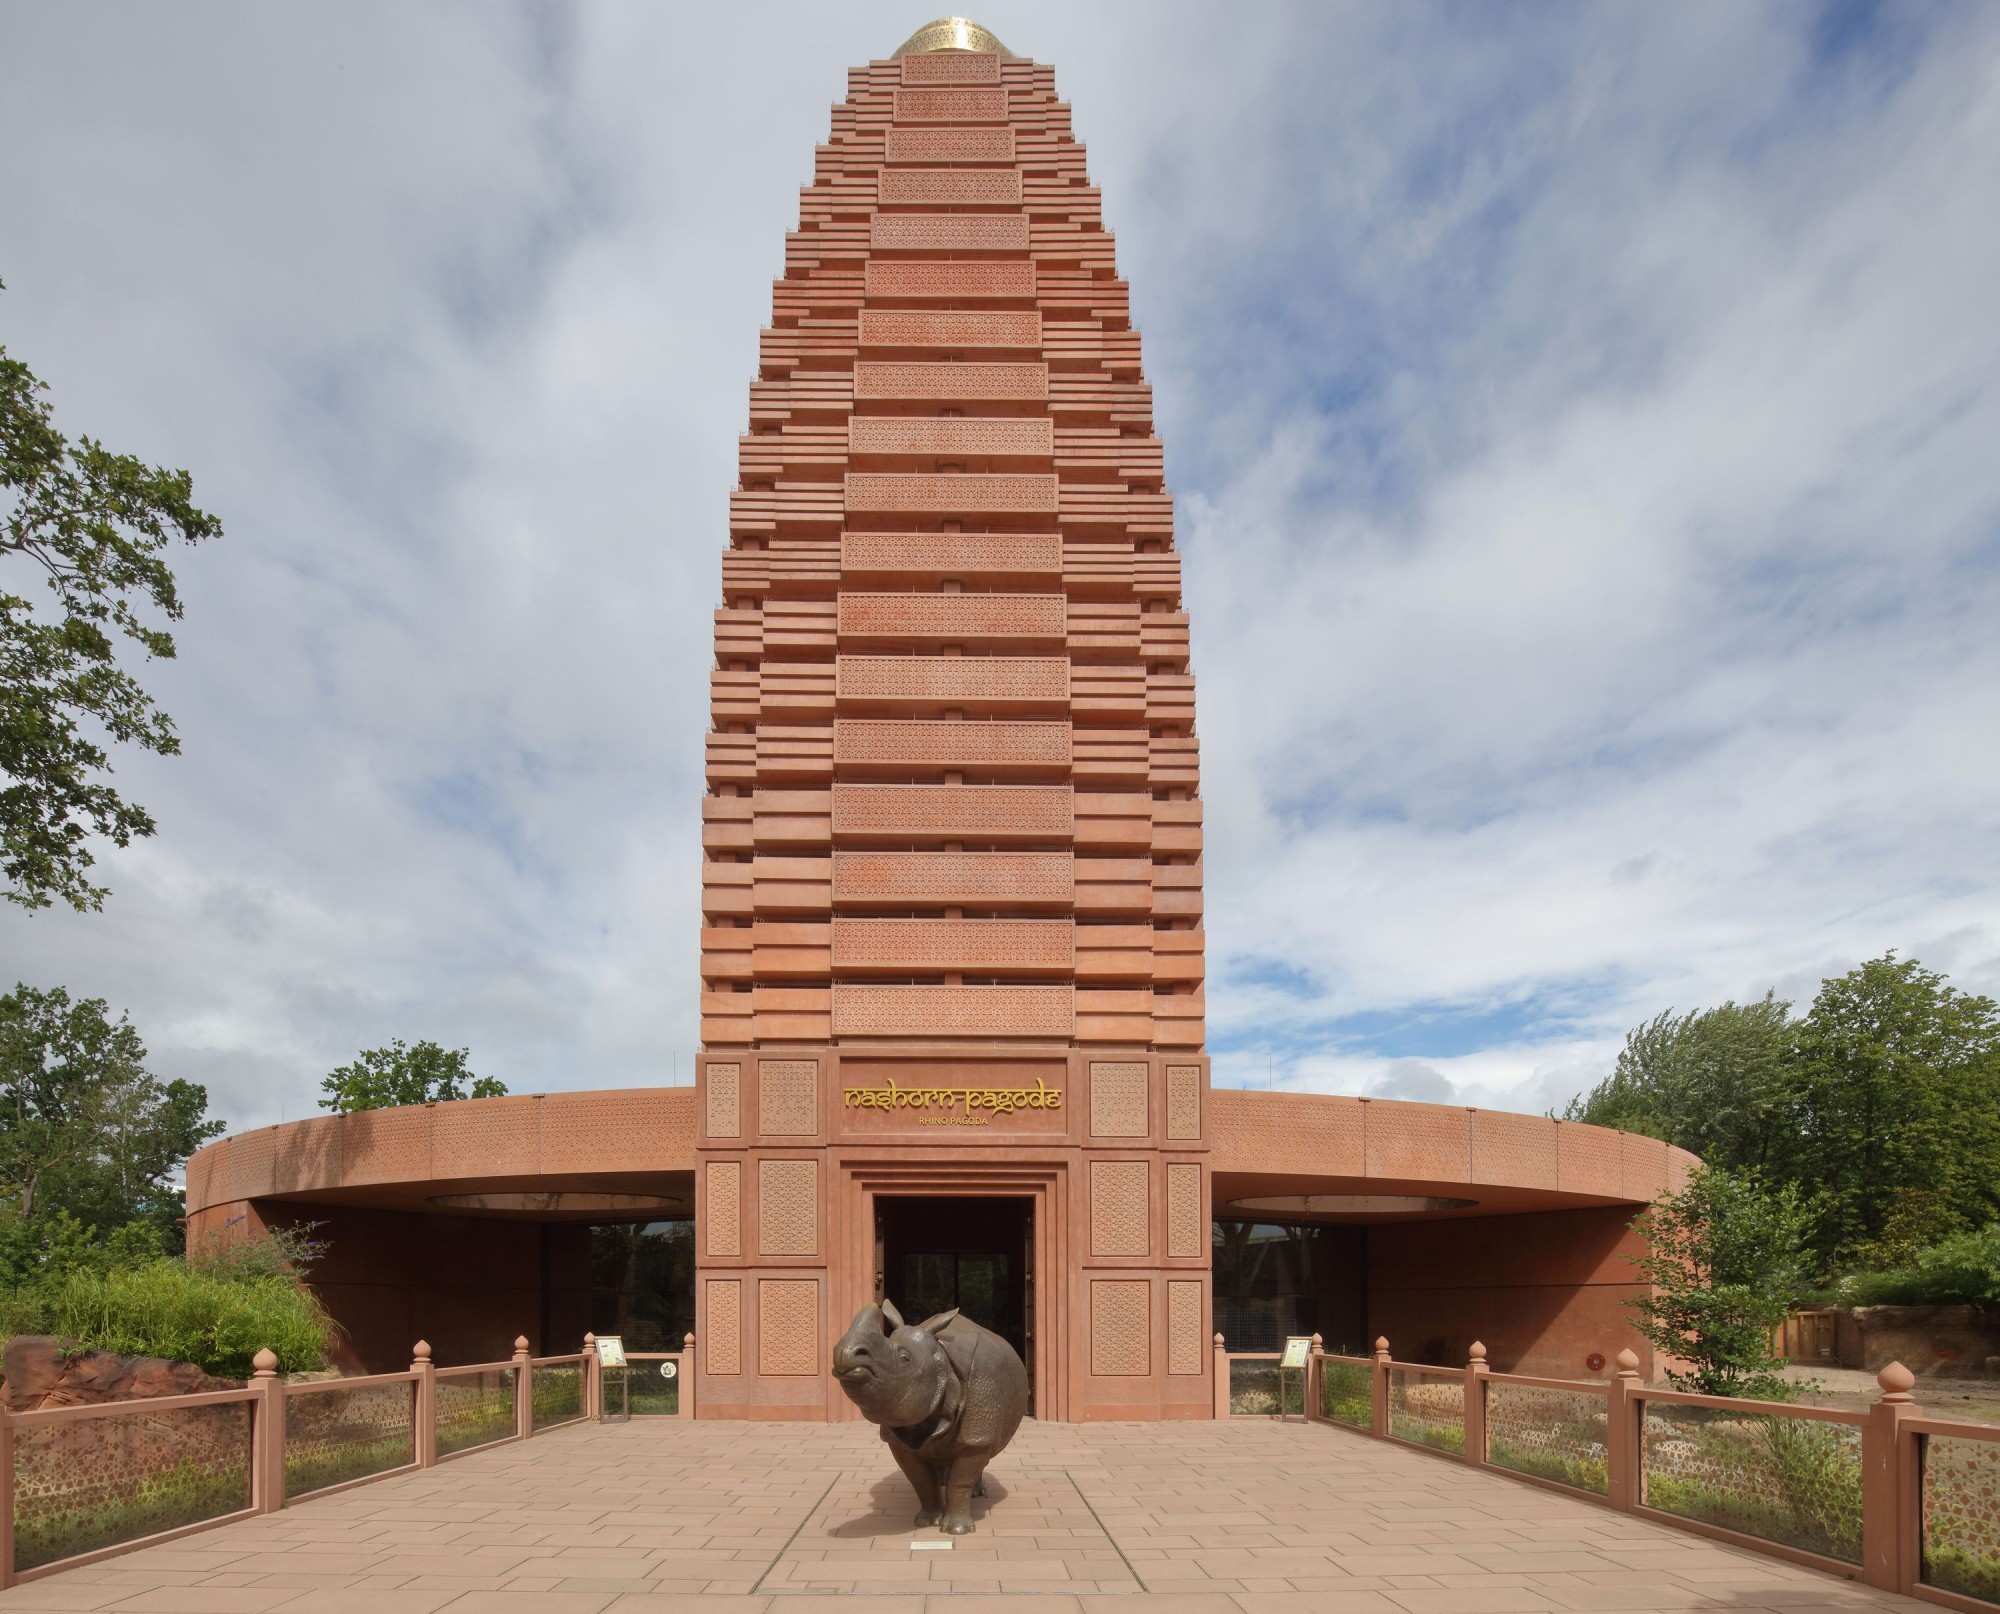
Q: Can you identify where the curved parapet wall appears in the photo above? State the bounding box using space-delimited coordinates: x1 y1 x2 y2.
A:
186 1085 1689 1217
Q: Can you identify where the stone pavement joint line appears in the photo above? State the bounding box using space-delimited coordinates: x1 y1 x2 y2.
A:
0 1418 1934 1612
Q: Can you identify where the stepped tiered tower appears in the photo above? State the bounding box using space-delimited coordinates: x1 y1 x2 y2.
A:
693 18 1212 1420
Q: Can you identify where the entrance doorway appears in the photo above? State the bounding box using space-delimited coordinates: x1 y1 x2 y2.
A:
876 1196 1033 1410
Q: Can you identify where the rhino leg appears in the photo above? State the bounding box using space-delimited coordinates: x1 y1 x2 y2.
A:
884 1433 943 1526
939 1451 989 1535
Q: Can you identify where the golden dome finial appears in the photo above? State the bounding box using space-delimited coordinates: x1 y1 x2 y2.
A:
893 17 1015 58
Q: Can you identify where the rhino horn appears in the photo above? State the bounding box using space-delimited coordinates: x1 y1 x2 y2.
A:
880 1297 905 1331
916 1307 960 1336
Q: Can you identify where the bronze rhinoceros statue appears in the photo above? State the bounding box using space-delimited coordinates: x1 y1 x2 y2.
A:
832 1299 1028 1534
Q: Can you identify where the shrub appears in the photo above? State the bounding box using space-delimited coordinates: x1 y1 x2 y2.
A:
1837 1224 2000 1307
47 1255 331 1377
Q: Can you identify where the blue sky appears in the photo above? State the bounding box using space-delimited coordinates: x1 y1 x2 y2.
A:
1 2 1996 1129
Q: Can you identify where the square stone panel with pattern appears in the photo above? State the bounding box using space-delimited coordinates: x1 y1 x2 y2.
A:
832 917 1073 972
1090 1160 1150 1257
1167 1281 1204 1375
1090 1280 1151 1377
759 1059 818 1136
758 1159 819 1257
706 1280 742 1376
833 849 1074 905
706 1161 741 1258
836 594 1067 641
758 1279 820 1376
1166 1162 1204 1258
270 1115 342 1196
836 656 1068 705
1557 1120 1623 1197
1090 1062 1148 1138
844 473 1057 514
1166 1064 1201 1140
706 1062 741 1140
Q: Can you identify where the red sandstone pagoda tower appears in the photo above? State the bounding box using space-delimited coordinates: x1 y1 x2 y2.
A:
693 18 1210 1421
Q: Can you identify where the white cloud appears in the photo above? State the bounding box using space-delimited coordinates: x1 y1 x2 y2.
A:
0 2 1995 1131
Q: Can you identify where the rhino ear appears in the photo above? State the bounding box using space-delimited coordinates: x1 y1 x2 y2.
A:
880 1297 905 1331
917 1307 960 1337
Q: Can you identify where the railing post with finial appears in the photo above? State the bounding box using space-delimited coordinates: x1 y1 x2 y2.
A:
1 1394 17 1586
1863 1361 1919 1594
513 1336 533 1441
1372 1337 1391 1438
681 1332 697 1421
583 1333 598 1422
1464 1342 1489 1466
411 1341 437 1468
1307 1333 1324 1423
252 1348 285 1513
1606 1348 1642 1511
1212 1333 1229 1419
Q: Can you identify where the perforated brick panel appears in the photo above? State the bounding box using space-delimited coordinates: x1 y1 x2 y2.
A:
225 1128 277 1200
706 1062 741 1139
1166 1064 1202 1140
836 656 1067 703
899 51 1001 84
868 258 1032 296
882 128 1016 165
1090 1161 1150 1257
1366 1103 1471 1182
832 918 1073 971
848 416 1052 456
706 1280 742 1375
840 533 1060 575
341 1107 430 1187
832 984 1073 1038
838 594 1066 640
832 784 1072 837
706 1161 741 1257
844 473 1057 513
1167 1281 1204 1375
1091 1062 1149 1138
857 310 1038 348
833 850 1073 904
431 1097 538 1179
870 215 1031 254
269 1116 342 1195
892 88 1009 123
758 1159 818 1256
853 362 1046 401
759 1059 818 1136
540 1090 694 1174
1091 1280 1151 1376
877 169 1022 207
758 1280 819 1375
834 719 1070 770
1166 1162 1203 1258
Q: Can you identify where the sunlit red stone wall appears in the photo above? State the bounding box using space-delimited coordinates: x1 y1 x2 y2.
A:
699 47 1203 1051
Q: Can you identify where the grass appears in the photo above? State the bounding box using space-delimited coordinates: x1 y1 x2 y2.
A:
1926 1540 2000 1603
1489 1433 1609 1495
284 1431 413 1498
1320 1362 1372 1427
13 1456 249 1571
47 1258 330 1377
1642 1417 1863 1563
1390 1413 1465 1454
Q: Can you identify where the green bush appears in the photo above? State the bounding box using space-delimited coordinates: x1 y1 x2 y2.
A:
1488 1434 1608 1494
47 1256 330 1377
1838 1224 2000 1307
14 1455 249 1571
1927 1541 2000 1603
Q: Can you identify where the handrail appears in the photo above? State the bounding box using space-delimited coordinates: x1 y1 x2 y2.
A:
1904 1415 2000 1441
433 1360 517 1379
284 1369 419 1396
1484 1371 1612 1394
1385 1359 1462 1377
1631 1384 1866 1424
6 1385 261 1428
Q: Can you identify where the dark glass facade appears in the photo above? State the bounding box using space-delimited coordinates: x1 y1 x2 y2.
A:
1210 1219 1368 1354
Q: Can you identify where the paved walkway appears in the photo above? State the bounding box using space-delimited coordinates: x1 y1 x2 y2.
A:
0 1417 1930 1613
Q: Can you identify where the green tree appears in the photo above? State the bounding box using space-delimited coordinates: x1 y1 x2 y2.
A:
1 293 224 912
1562 993 1795 1169
1778 954 2000 1269
0 984 221 1234
1628 1167 1813 1399
318 1039 506 1113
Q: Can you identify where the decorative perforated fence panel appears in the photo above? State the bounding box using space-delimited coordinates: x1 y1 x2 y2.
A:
1486 1382 1609 1495
530 1362 584 1431
1389 1369 1465 1455
435 1368 516 1457
1921 1431 2000 1602
1319 1358 1372 1429
1227 1357 1297 1417
1641 1401 1862 1564
284 1381 415 1499
621 1357 682 1417
11 1399 253 1572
